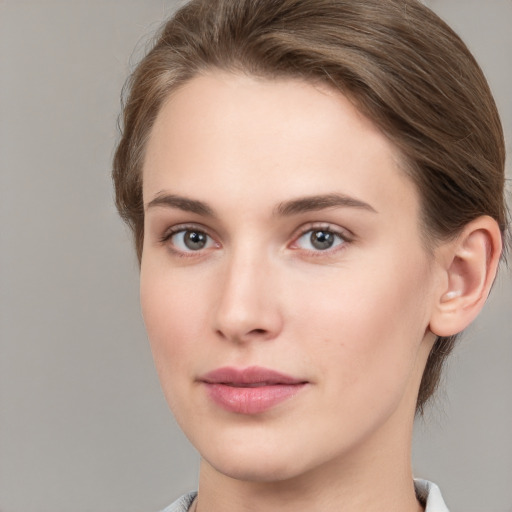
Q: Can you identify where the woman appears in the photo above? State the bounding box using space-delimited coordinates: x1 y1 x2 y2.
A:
113 0 508 510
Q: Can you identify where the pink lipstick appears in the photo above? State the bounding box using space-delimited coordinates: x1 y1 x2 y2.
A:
200 366 307 414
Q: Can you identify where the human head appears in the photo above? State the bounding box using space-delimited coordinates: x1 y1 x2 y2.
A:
112 0 508 413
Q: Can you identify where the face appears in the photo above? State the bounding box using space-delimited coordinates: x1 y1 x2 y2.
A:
141 72 438 483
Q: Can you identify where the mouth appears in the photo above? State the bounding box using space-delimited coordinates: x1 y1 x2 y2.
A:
218 381 289 388
199 366 308 415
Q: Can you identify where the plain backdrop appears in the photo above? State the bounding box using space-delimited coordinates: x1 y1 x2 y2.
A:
0 1 511 511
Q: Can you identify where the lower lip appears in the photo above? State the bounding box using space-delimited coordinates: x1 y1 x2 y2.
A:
203 383 306 414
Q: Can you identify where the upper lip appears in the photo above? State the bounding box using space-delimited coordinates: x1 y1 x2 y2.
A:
199 366 306 387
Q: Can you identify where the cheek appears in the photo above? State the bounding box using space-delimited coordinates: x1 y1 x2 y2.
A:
289 251 432 396
140 266 206 380
140 266 217 423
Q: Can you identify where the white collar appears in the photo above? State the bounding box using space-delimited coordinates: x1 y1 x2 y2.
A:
414 479 450 511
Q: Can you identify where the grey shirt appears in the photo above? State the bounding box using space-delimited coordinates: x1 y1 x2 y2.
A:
159 479 449 511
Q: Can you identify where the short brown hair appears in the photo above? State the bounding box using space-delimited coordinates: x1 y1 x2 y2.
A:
113 0 508 413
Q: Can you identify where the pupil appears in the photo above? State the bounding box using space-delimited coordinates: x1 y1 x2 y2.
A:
311 230 334 250
185 231 207 250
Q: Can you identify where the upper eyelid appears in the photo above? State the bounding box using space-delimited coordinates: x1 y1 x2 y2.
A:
287 223 355 255
290 222 354 242
160 222 214 241
159 225 219 256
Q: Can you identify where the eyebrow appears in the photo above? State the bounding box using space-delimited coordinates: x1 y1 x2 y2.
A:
146 193 215 216
145 192 377 217
274 193 377 216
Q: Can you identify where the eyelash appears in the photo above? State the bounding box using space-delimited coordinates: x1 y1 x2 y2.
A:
159 223 353 257
289 224 353 256
159 224 219 258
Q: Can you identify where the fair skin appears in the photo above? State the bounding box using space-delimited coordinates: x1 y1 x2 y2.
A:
139 72 501 512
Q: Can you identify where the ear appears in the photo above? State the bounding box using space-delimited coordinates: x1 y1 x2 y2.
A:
429 216 503 337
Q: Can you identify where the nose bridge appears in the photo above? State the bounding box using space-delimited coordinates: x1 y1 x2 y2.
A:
213 242 281 342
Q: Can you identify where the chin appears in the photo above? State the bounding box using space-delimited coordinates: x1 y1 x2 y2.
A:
191 425 308 483
204 449 305 483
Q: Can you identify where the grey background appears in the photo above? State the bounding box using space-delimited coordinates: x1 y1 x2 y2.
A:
0 1 510 511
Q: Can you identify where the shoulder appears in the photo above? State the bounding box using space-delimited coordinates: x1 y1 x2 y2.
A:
414 479 450 512
158 492 197 512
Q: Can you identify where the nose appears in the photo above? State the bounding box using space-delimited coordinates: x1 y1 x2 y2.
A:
212 250 283 344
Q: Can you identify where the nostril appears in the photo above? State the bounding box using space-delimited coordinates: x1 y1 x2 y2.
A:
250 328 267 335
215 326 273 343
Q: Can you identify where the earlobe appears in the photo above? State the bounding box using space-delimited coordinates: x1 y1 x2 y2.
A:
429 216 502 337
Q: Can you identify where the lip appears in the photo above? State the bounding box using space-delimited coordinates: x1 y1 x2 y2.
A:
199 366 308 414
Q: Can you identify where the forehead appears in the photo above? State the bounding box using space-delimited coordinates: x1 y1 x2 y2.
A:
142 71 419 222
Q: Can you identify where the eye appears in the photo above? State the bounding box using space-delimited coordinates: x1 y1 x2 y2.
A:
167 228 216 252
294 228 346 251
